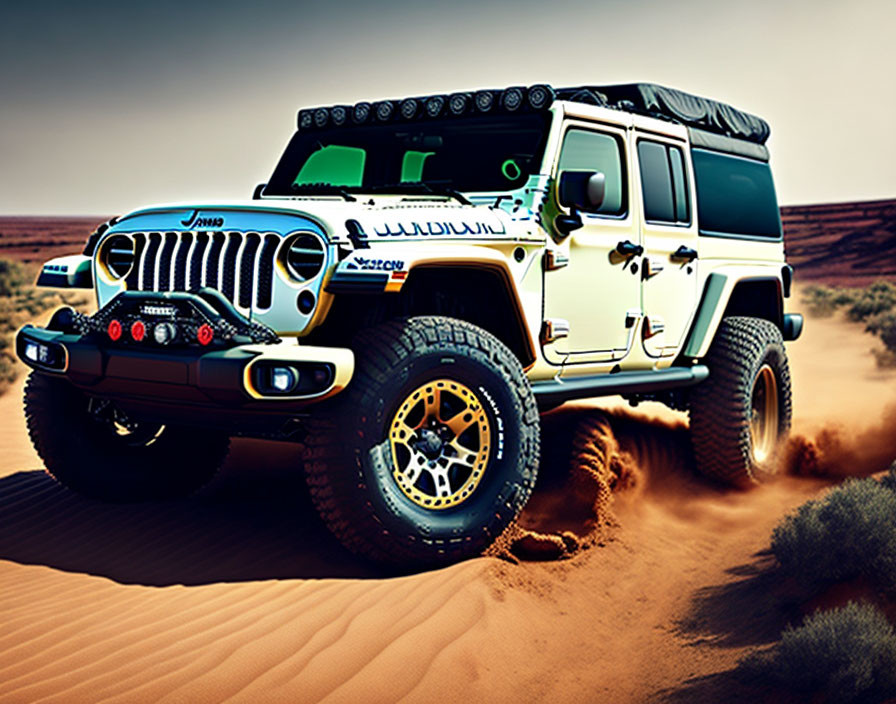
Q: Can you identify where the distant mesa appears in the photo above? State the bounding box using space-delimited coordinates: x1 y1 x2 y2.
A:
781 198 896 287
0 199 893 287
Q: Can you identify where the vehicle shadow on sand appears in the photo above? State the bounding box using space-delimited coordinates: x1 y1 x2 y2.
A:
0 406 607 586
0 439 387 585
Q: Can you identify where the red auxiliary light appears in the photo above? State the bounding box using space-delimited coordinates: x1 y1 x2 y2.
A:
197 324 214 346
107 319 122 341
131 320 146 342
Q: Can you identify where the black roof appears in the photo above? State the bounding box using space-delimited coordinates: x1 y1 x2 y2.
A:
556 83 770 145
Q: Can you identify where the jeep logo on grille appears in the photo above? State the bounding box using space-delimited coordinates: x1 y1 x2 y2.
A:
181 210 224 229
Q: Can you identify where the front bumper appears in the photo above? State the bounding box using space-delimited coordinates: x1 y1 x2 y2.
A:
15 323 354 421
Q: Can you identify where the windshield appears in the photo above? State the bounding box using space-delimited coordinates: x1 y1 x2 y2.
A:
265 112 551 196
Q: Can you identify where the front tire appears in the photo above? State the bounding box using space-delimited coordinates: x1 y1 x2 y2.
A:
24 372 230 502
303 316 540 566
689 316 792 485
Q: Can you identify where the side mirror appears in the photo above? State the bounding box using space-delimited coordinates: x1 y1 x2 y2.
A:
558 170 606 212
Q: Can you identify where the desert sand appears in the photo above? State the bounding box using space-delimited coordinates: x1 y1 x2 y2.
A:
1 311 895 703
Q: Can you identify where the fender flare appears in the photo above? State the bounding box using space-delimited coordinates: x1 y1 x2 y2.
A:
681 270 785 359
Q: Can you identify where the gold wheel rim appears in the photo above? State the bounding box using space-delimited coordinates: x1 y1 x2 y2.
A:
388 379 491 510
750 364 779 465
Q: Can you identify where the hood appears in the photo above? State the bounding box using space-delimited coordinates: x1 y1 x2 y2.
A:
112 194 544 246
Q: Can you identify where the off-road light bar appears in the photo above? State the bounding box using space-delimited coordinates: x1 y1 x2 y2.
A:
399 98 418 120
374 100 395 122
352 102 372 124
527 84 555 110
501 86 525 112
425 95 445 118
330 105 349 127
298 109 314 130
448 92 470 115
474 89 496 112
297 84 558 130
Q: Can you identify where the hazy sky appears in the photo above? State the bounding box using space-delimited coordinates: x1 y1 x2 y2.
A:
1 0 893 215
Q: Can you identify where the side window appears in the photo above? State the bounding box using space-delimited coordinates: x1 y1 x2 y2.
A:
637 140 690 226
557 128 626 216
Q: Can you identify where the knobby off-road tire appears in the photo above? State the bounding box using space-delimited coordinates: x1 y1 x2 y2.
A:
24 372 230 502
689 316 792 486
303 316 541 566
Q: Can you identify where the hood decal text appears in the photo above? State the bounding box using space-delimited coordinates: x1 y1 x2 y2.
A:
373 219 506 238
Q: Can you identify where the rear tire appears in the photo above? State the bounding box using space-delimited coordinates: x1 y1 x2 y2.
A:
303 316 540 566
24 372 230 502
689 316 792 485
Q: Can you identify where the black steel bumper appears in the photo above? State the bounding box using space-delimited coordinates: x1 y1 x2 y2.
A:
15 296 354 428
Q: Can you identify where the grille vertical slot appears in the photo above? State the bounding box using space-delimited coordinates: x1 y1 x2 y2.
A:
220 234 242 301
157 233 178 291
255 234 280 309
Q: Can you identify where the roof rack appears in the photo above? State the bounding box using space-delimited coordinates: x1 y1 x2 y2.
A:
296 82 769 147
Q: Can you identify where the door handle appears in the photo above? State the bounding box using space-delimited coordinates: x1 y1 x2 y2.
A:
671 245 698 263
615 240 644 257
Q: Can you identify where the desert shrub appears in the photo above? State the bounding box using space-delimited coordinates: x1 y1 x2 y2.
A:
743 602 896 703
0 259 27 296
881 464 896 493
846 281 896 323
771 478 896 591
803 284 844 317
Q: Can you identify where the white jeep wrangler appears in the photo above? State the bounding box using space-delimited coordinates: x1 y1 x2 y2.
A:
18 83 802 565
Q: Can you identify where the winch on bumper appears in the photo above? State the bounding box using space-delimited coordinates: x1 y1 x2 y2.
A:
15 289 354 416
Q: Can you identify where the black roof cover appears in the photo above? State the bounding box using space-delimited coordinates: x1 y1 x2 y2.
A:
558 83 770 145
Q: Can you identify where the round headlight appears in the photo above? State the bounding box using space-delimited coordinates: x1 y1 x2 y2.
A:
474 89 496 113
283 233 326 282
425 95 446 118
399 98 418 120
500 87 525 112
352 102 372 124
102 234 135 280
330 105 349 127
375 100 395 121
527 84 555 110
448 92 469 115
313 108 329 128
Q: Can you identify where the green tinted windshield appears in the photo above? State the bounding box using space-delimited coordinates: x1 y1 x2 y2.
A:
266 113 551 195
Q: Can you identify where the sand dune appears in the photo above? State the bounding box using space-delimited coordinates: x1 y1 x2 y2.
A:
1 312 895 703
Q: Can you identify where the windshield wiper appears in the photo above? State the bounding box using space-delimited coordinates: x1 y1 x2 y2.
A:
355 182 471 205
290 182 357 202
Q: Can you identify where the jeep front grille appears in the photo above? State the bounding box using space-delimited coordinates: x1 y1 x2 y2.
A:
122 231 282 310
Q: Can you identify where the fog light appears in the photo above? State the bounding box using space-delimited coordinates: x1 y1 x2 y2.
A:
153 322 177 345
24 342 39 362
107 319 122 341
271 366 299 393
131 320 146 342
